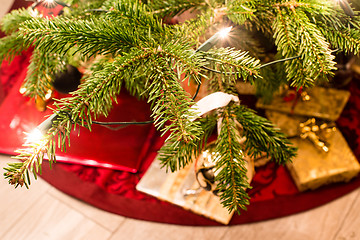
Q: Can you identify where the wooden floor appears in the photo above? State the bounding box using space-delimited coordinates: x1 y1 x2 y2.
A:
1 154 360 240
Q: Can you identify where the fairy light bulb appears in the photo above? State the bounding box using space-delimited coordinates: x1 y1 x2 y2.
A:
218 27 232 38
25 113 58 144
44 89 53 100
195 26 233 53
43 0 55 5
19 87 27 94
25 128 45 144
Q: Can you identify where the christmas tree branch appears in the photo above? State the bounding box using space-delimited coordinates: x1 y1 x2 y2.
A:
147 65 200 141
103 0 165 34
0 8 41 64
150 0 206 17
313 11 360 55
23 49 68 99
4 112 72 187
272 6 336 88
234 104 297 164
203 48 261 84
59 48 154 124
0 33 27 63
226 0 258 25
215 104 251 214
174 15 212 46
0 7 36 35
20 16 139 58
18 0 174 59
158 114 217 172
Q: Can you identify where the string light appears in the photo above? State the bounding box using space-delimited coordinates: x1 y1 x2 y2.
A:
29 0 71 10
44 89 53 100
195 26 233 53
25 113 58 144
43 0 56 8
19 87 27 94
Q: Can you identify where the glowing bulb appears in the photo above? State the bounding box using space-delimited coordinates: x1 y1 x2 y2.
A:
25 128 45 144
195 26 233 53
43 0 55 4
19 87 27 94
24 113 58 145
42 0 56 8
44 89 53 100
218 27 233 38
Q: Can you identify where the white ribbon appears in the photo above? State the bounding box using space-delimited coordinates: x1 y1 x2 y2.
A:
189 92 240 122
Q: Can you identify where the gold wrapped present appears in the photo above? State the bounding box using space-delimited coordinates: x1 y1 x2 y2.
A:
257 87 350 121
266 110 360 191
235 82 256 95
287 130 360 191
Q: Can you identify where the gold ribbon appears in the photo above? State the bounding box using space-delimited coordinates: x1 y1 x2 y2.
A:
299 118 337 153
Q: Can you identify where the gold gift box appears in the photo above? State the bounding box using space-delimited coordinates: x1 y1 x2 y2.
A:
257 87 350 121
265 110 360 192
287 130 360 192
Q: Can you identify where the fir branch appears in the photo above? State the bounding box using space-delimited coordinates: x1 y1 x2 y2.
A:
103 0 165 35
226 0 257 25
149 0 206 18
146 60 202 141
4 112 72 188
174 14 213 48
234 104 296 164
4 47 157 186
327 27 360 55
158 140 198 172
158 114 217 172
272 6 336 88
215 104 251 214
201 48 261 94
203 48 261 83
0 7 36 34
59 48 154 125
23 49 67 99
19 16 135 57
19 5 171 59
0 33 28 64
312 12 360 55
296 1 360 54
146 43 211 171
0 8 42 64
60 0 107 19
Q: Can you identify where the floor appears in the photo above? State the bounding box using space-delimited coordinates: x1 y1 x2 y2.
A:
1 1 360 239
